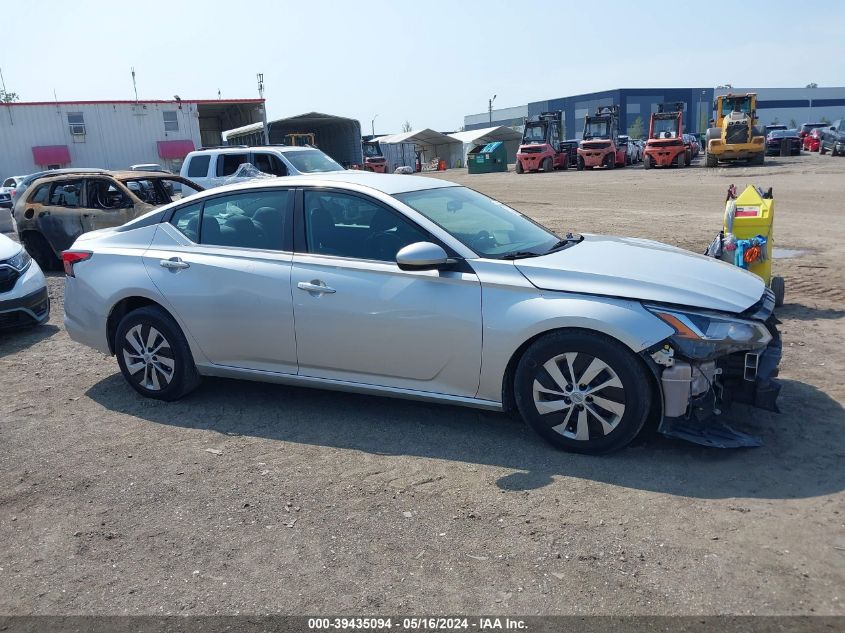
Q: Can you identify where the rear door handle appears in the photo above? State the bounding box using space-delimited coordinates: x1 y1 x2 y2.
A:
160 257 190 270
297 280 336 294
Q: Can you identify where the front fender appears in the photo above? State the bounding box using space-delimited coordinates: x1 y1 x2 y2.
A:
476 280 674 402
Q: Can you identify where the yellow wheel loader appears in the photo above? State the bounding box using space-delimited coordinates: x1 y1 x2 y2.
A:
704 93 765 167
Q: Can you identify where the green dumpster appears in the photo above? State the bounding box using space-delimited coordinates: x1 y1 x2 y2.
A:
467 141 508 174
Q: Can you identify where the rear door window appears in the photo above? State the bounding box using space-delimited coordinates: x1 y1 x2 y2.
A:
201 190 291 250
187 155 210 178
48 180 83 207
216 153 250 177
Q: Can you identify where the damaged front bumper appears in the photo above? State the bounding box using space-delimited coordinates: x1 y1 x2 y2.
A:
646 294 782 448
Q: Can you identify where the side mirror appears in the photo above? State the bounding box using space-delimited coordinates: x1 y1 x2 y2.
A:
831 127 837 131
396 241 450 271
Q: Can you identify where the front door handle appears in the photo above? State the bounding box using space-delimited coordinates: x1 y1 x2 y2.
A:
297 280 336 295
160 257 190 270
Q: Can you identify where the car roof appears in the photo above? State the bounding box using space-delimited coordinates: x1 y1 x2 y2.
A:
190 145 323 155
23 168 109 184
209 171 457 197
29 170 182 181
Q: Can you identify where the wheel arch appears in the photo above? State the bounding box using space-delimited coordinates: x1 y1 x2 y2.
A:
106 295 175 355
500 325 665 420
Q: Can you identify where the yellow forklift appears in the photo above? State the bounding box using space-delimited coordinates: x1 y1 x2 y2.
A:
284 133 316 147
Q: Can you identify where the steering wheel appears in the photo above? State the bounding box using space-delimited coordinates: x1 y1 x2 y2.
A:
470 230 497 251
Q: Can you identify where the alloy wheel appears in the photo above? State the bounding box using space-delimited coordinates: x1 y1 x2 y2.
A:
531 352 626 441
121 324 175 391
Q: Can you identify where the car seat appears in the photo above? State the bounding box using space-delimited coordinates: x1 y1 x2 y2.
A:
253 206 283 250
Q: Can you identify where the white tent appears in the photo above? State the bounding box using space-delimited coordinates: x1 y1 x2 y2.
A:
449 126 523 165
377 129 464 169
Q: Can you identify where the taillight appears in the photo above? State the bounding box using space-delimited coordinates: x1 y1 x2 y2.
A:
62 251 92 277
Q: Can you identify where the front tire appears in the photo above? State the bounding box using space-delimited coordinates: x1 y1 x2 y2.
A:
21 233 61 271
115 306 201 401
514 330 652 454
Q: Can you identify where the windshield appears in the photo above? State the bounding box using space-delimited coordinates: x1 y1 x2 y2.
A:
282 149 343 173
583 119 610 139
651 117 679 138
394 186 560 258
362 143 382 158
721 97 752 116
522 123 547 143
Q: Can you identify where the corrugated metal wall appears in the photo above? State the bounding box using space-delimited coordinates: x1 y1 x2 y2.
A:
0 102 202 177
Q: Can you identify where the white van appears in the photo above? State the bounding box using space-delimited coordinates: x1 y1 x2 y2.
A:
180 146 345 189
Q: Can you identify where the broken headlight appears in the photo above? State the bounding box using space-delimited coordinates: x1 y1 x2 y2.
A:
5 247 32 272
645 305 772 361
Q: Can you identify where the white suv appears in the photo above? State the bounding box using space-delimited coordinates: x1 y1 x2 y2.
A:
180 145 345 189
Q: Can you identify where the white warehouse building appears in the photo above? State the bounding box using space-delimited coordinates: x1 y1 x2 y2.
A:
0 98 265 179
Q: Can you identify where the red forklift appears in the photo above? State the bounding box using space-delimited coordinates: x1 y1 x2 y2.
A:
643 102 688 169
576 105 626 170
360 140 388 173
515 111 569 174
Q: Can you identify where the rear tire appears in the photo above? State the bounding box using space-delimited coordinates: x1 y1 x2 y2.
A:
676 152 686 167
605 153 615 170
705 151 718 168
514 330 652 454
115 306 201 401
515 160 524 174
643 155 652 169
542 157 553 172
21 233 61 271
577 156 584 171
820 144 827 155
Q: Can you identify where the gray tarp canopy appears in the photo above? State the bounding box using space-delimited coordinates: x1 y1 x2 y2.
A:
225 112 363 166
449 126 523 164
377 128 463 168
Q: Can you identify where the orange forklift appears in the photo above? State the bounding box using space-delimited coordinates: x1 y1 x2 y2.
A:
576 106 626 170
515 111 569 174
643 102 689 169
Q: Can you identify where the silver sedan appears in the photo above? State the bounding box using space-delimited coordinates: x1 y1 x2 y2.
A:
63 172 780 453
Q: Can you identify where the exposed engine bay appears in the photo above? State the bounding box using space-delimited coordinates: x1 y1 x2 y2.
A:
645 290 782 448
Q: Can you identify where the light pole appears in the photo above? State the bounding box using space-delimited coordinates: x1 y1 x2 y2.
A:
257 73 269 145
698 89 706 133
371 114 378 138
488 94 497 125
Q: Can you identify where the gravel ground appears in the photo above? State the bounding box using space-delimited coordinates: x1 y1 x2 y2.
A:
1 152 843 616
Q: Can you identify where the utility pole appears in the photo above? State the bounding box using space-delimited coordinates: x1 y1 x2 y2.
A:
257 73 269 145
131 67 138 102
488 94 497 125
371 114 378 137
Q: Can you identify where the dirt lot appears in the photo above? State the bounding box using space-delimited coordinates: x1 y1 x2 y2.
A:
1 153 843 616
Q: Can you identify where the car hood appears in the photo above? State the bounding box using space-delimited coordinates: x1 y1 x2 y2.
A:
0 233 23 259
513 234 764 314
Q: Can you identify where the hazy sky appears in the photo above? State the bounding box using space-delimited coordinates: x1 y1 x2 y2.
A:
3 0 842 134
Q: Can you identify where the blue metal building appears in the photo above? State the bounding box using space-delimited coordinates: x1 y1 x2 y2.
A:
465 87 845 138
